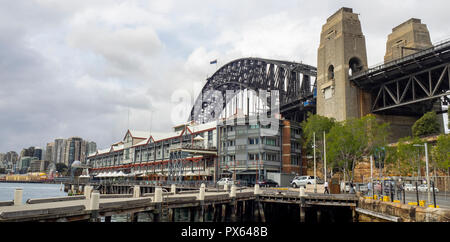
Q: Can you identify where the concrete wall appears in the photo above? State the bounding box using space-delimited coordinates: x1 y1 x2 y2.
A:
358 197 450 222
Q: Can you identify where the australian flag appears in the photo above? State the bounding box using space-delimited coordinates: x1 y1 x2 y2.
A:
210 59 217 64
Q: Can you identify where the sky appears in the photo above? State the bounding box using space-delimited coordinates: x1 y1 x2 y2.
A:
1 0 449 153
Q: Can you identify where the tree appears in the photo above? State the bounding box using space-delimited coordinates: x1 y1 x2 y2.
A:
326 115 390 181
412 111 440 137
300 113 336 162
432 134 450 173
300 113 336 178
389 136 425 176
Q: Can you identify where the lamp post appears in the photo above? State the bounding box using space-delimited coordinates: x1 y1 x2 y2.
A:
323 131 327 183
414 143 431 204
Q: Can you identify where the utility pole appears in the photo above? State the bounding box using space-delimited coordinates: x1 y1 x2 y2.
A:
313 132 317 193
425 142 430 204
370 155 373 197
414 143 431 204
323 131 327 183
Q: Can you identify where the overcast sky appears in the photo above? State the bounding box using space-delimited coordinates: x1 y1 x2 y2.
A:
1 0 449 153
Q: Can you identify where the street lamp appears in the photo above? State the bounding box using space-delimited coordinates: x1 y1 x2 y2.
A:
413 143 431 204
313 132 317 193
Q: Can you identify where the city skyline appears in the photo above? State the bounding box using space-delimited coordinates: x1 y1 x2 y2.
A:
1 0 449 152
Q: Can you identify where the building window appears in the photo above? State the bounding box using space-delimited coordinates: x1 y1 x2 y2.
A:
265 138 277 146
248 153 259 160
328 65 334 80
125 149 129 159
248 137 259 145
349 57 363 76
249 124 259 129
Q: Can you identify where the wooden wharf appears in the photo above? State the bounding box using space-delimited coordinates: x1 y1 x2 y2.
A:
0 185 359 222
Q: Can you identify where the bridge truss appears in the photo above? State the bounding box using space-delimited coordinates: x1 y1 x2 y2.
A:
189 57 317 123
351 39 450 116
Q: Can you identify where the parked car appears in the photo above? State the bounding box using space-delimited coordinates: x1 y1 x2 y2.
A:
217 178 234 186
249 179 279 187
355 183 368 193
404 183 416 192
291 176 317 188
417 184 439 193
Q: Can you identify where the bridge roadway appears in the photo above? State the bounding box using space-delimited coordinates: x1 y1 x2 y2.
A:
0 187 357 222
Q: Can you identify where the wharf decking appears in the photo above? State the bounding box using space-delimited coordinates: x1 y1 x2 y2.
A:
0 186 358 222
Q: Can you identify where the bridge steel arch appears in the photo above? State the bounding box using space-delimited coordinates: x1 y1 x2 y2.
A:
189 57 317 123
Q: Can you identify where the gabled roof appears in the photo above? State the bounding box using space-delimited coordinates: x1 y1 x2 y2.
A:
123 129 152 141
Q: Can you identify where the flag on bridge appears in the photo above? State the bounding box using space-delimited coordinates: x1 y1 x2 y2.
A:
210 59 217 64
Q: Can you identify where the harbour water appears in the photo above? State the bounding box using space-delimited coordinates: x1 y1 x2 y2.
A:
0 182 67 203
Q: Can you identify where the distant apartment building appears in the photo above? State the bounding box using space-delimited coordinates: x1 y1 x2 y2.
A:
45 142 54 162
0 153 5 167
29 160 51 173
46 137 96 167
4 151 19 171
18 156 38 173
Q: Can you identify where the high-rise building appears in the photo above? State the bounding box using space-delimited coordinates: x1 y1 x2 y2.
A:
5 151 18 171
54 139 66 164
20 147 35 158
46 137 96 166
45 142 54 162
33 147 43 160
86 141 97 157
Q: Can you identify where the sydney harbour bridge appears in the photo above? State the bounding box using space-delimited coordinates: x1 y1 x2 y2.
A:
189 10 450 129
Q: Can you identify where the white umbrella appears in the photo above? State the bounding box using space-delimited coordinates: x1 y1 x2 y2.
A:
95 172 103 178
117 171 126 177
185 171 196 176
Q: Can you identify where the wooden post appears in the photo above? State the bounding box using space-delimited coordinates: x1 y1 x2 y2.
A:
153 206 161 222
258 200 266 222
300 205 306 222
199 202 205 222
230 200 237 222
14 189 23 206
88 191 100 222
317 209 322 223
221 204 227 222
129 212 139 222
352 206 358 222
168 208 174 222
212 204 217 222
